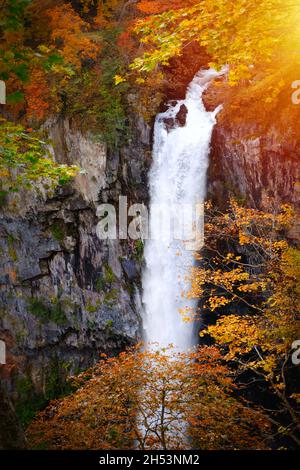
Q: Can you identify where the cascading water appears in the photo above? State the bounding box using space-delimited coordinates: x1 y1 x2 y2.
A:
142 69 223 350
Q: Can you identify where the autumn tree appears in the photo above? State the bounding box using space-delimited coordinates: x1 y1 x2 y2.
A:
1 1 103 121
136 0 197 15
27 345 269 450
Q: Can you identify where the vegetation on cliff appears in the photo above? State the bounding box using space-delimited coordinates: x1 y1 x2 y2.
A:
188 201 300 447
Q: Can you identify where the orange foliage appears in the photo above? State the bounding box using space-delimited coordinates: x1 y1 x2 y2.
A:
2 30 24 45
93 0 122 27
93 3 107 27
137 0 197 14
47 3 100 67
186 200 295 317
26 0 62 44
187 201 300 446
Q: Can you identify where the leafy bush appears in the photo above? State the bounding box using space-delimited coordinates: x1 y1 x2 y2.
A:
103 263 115 285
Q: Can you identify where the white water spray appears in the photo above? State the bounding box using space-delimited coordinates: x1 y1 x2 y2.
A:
142 69 223 350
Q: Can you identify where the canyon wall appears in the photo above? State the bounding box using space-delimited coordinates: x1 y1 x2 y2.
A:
0 109 151 406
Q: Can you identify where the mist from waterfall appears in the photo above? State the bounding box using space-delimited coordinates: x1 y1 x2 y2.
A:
142 69 222 350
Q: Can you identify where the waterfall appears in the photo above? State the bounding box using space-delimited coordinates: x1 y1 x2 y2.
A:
142 69 223 350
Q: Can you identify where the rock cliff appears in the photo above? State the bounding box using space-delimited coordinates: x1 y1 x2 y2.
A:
204 78 300 217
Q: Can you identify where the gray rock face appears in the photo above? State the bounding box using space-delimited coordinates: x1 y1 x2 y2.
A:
0 114 151 401
0 382 26 449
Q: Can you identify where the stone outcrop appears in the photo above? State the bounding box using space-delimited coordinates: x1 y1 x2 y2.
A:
203 79 300 216
0 112 151 408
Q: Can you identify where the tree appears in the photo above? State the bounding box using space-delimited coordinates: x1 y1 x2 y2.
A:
27 345 269 450
185 200 300 446
0 119 78 195
23 66 50 121
136 0 196 14
0 381 26 450
46 3 101 68
131 0 300 84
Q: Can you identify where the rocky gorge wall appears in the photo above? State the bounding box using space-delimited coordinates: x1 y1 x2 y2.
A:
1 63 300 447
0 108 151 408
